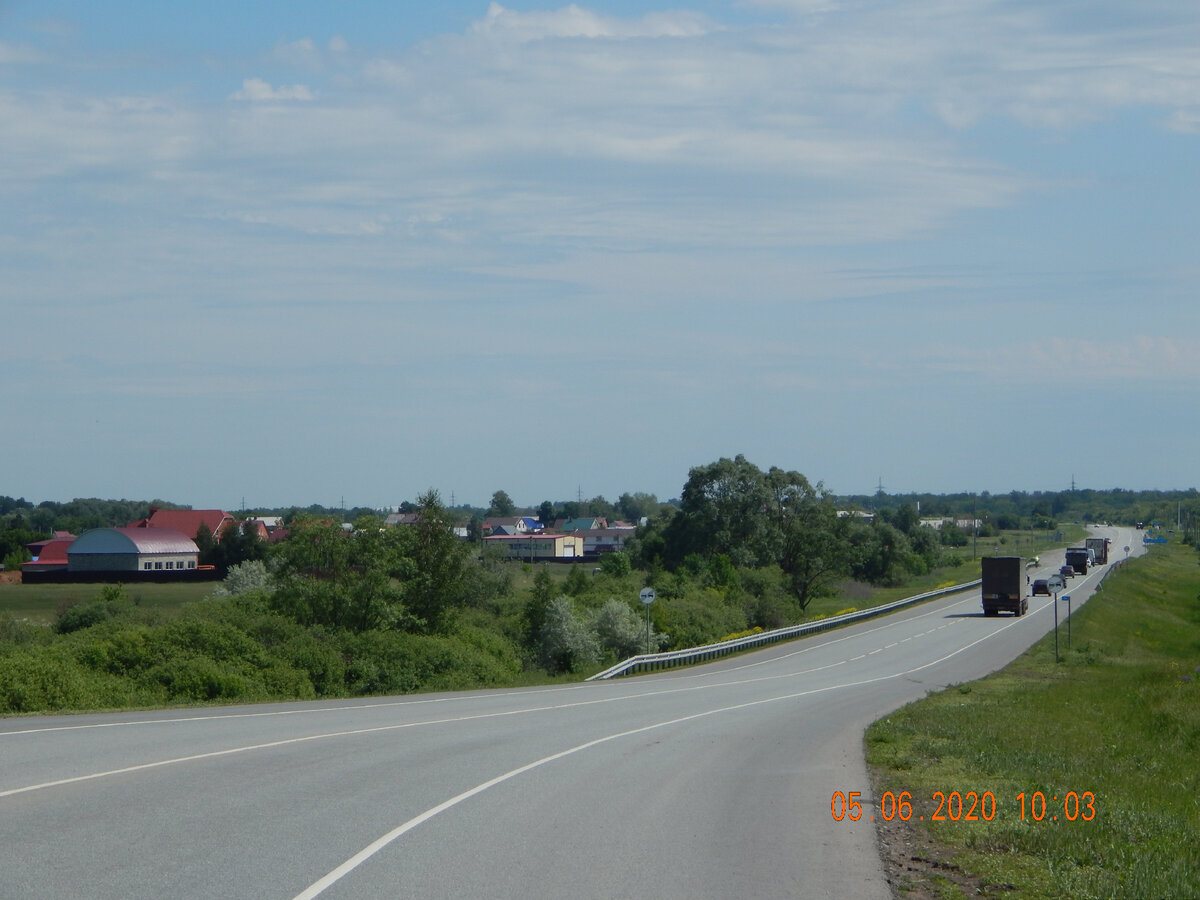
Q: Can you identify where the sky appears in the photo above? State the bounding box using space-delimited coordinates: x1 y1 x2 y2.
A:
3 1 1198 511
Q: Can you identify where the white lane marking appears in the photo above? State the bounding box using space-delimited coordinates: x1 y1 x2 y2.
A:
1 584 991 739
1 578 1086 798
0 658 854 800
0 683 595 738
293 611 1040 899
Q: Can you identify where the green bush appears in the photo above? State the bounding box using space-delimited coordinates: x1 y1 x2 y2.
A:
0 646 152 713
142 656 250 702
537 597 600 674
655 589 746 649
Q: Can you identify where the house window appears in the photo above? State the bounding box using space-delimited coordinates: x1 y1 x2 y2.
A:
144 562 151 570
187 561 195 569
154 562 162 569
166 561 174 570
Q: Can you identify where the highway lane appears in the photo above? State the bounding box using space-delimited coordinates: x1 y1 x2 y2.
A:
0 528 1140 899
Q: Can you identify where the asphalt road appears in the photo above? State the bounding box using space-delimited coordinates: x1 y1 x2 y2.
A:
0 528 1140 899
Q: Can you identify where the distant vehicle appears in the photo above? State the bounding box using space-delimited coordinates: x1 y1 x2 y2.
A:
981 556 1029 616
1065 547 1090 575
1059 565 1075 580
1032 579 1051 596
1085 537 1109 565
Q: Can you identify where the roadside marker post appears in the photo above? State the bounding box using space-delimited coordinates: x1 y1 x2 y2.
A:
1047 574 1066 662
1062 594 1071 650
639 588 656 655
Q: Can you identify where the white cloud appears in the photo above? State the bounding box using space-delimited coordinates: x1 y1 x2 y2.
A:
471 2 715 41
230 78 314 101
0 41 45 64
930 336 1200 385
273 37 322 69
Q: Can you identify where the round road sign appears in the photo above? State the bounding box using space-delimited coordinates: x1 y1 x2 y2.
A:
1047 574 1065 593
639 588 656 606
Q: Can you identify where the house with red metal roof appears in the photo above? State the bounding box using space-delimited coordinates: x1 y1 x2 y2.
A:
127 507 235 542
20 535 75 574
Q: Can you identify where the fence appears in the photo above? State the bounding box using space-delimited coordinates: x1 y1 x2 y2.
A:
586 579 982 680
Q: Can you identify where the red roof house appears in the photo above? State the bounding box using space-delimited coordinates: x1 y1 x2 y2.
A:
128 507 235 542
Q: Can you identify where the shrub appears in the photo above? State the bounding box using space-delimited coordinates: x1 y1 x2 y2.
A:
538 596 600 673
54 584 132 634
0 647 151 713
212 559 274 597
142 657 250 702
655 589 745 650
599 552 632 578
593 597 662 659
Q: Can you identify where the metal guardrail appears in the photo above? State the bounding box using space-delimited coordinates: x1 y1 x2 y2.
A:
586 578 983 680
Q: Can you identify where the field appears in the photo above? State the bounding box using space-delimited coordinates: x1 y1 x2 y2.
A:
866 541 1200 898
0 580 214 625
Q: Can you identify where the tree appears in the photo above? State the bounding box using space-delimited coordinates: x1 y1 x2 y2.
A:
586 495 616 518
598 552 632 578
208 520 267 574
466 514 484 544
564 564 589 596
194 522 216 563
523 568 556 649
270 516 410 632
659 456 850 608
537 501 556 527
488 490 516 517
403 490 471 634
663 455 778 568
617 492 659 522
766 467 850 610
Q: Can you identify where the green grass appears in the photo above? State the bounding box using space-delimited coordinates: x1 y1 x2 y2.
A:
866 541 1200 899
0 581 215 625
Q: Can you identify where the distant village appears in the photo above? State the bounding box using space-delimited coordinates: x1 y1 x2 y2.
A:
14 498 997 585
18 506 648 583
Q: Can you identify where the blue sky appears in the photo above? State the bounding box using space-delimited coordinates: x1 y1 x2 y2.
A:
3 1 1198 510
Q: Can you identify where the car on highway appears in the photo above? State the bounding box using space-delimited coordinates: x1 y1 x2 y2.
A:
1059 565 1075 580
1032 579 1051 596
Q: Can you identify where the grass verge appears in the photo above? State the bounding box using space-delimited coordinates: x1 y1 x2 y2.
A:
865 542 1200 899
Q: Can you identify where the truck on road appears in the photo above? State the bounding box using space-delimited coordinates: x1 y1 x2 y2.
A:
981 556 1028 616
1065 547 1090 575
1085 536 1109 566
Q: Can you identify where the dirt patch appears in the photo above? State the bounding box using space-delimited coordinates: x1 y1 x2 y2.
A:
0 570 21 584
868 765 1010 898
872 807 989 898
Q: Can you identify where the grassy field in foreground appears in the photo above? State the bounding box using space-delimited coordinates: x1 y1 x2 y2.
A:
866 542 1200 899
0 581 214 625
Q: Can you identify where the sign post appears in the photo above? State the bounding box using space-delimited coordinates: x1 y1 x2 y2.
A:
1047 574 1065 662
639 588 656 655
1062 594 1071 649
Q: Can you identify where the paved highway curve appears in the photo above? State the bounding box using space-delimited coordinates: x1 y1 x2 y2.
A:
0 528 1138 899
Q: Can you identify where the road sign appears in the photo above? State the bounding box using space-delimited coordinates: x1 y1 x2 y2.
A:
1047 574 1065 593
639 588 656 606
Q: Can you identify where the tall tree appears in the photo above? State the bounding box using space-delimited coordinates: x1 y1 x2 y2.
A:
664 455 777 567
488 490 516 517
766 466 849 610
404 490 470 634
270 516 409 632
